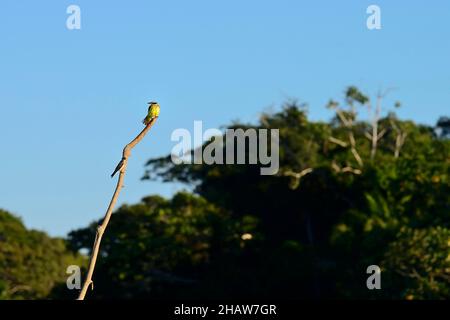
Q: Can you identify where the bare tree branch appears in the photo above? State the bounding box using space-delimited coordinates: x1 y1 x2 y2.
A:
77 115 159 300
329 136 348 147
283 168 314 179
377 128 387 140
347 132 363 167
366 88 396 160
331 161 362 175
364 132 372 141
390 117 408 158
395 132 407 158
335 109 351 127
341 166 362 175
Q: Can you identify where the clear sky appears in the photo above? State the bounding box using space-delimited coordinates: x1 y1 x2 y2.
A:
0 1 449 236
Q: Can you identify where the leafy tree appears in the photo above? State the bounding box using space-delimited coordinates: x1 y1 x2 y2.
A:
383 227 450 299
0 209 84 299
141 88 449 299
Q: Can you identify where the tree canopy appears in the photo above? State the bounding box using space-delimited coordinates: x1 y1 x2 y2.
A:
0 209 84 299
139 87 449 299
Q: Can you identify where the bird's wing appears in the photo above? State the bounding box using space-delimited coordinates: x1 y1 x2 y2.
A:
111 160 124 177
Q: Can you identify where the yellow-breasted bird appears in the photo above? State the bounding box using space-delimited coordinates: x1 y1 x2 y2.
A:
142 101 160 125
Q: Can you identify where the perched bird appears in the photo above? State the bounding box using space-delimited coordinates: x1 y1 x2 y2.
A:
111 157 125 178
142 101 160 125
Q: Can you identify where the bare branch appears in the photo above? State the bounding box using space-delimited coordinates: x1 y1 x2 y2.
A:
329 136 348 147
377 128 387 140
331 161 362 175
378 87 398 99
335 109 350 127
347 132 363 167
77 115 159 300
9 285 32 295
283 168 314 179
395 132 407 158
348 132 356 147
341 166 362 175
350 147 364 167
331 161 341 173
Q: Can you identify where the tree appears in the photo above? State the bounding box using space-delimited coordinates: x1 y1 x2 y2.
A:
383 227 450 299
0 209 84 299
141 88 449 299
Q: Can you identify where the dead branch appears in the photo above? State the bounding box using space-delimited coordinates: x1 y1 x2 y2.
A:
331 161 362 175
329 136 348 148
283 168 314 179
348 132 363 167
77 115 159 300
365 89 395 160
395 132 407 158
390 118 408 158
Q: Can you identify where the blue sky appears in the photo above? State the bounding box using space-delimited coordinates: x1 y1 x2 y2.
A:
0 1 449 236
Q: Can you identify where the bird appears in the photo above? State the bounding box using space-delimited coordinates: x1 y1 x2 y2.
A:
142 101 160 125
111 157 125 178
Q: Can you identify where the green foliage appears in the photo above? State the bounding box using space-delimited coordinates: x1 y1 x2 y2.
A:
0 209 84 299
345 86 369 105
65 192 257 299
383 227 450 299
140 89 449 299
